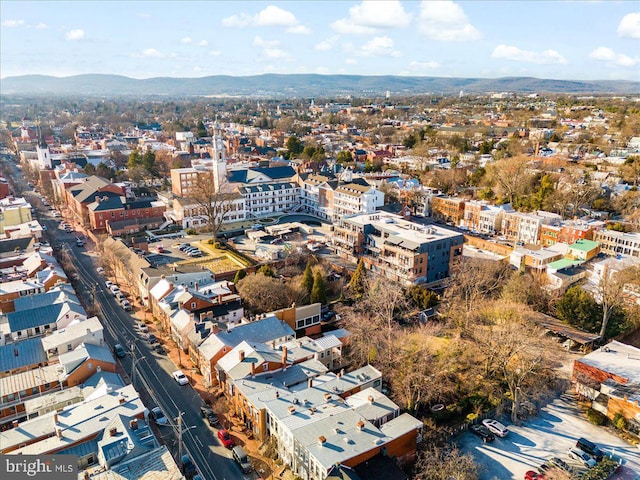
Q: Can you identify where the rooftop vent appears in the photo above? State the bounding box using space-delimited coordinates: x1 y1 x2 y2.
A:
357 420 365 430
318 436 326 446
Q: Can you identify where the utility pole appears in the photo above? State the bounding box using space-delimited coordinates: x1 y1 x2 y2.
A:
130 341 145 388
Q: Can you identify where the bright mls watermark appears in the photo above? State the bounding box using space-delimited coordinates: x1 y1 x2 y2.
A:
1 455 77 480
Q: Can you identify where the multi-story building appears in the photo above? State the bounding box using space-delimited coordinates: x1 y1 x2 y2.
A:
170 167 213 198
87 196 166 233
594 230 640 258
430 196 465 225
333 212 463 285
541 219 601 247
462 201 513 234
501 210 562 245
0 197 32 235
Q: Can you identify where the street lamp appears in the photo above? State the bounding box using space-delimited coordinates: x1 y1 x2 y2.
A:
130 341 145 387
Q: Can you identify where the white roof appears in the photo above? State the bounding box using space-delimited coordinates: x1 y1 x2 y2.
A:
578 340 640 385
41 316 104 352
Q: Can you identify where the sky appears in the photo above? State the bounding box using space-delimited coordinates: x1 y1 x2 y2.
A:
1 1 639 81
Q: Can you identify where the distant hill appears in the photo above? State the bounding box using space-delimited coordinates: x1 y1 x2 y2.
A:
1 73 638 97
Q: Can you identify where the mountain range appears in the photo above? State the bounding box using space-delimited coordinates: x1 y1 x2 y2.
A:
1 74 639 97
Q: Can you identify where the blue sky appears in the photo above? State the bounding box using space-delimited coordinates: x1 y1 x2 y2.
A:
1 1 639 80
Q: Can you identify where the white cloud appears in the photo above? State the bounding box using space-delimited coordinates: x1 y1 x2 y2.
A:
181 37 193 44
418 0 481 41
408 60 441 71
141 48 163 58
617 12 640 39
263 48 291 59
35 22 48 29
589 46 638 67
2 19 25 27
222 5 309 33
358 36 401 57
331 1 411 35
65 29 85 41
198 40 208 47
209 50 222 57
315 36 339 51
252 36 279 48
491 44 567 64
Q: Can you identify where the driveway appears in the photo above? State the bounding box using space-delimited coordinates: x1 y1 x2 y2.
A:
458 393 640 480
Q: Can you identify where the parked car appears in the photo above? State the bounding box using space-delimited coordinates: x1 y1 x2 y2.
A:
113 344 126 358
524 471 546 480
154 344 167 355
96 267 105 275
469 424 495 442
115 292 125 302
232 446 253 473
136 322 149 333
179 243 192 251
576 437 605 461
482 418 509 437
121 299 132 311
187 250 203 257
548 457 576 475
146 333 157 344
76 238 84 247
568 447 597 468
150 406 168 425
109 284 120 295
181 455 196 477
200 405 220 427
217 429 234 448
105 280 113 289
172 370 189 385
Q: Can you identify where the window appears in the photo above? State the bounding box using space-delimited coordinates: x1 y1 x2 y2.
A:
191 302 196 308
263 364 269 371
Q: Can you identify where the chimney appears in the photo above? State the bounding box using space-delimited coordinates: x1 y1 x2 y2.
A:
251 362 256 376
194 282 198 291
357 420 365 430
281 346 288 365
12 420 19 428
239 350 245 361
119 396 125 405
109 427 118 437
308 378 313 388
53 412 58 424
56 428 62 438
288 406 295 414
318 436 326 446
271 340 276 350
324 393 331 402
129 419 138 430
84 471 89 480
367 395 374 404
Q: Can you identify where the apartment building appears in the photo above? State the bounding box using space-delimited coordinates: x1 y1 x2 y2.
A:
430 196 465 225
171 167 213 197
333 212 463 285
501 210 562 245
462 201 513 234
0 197 32 235
594 230 640 258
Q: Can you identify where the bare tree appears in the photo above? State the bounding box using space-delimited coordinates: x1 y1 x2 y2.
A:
484 155 534 205
596 265 639 340
413 444 478 480
189 174 239 244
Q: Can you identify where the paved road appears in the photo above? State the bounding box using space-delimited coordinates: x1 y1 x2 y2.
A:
4 156 250 480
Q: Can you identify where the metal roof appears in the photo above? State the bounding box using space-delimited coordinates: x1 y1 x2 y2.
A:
0 337 46 373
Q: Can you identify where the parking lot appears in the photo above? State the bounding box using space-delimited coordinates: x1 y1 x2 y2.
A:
458 393 640 480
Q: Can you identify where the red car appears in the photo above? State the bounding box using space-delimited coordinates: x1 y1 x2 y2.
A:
525 472 546 480
217 429 234 448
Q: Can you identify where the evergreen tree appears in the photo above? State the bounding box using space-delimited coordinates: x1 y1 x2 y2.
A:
302 261 314 295
349 258 366 299
127 149 142 170
233 269 247 284
257 264 276 277
310 271 327 305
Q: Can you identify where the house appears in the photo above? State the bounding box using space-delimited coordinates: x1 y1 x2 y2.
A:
4 300 86 342
40 316 104 358
197 315 295 386
0 197 32 235
573 341 640 432
429 196 465 225
271 302 322 337
66 176 125 227
57 343 117 387
0 384 146 454
0 337 47 377
567 239 600 261
501 211 563 246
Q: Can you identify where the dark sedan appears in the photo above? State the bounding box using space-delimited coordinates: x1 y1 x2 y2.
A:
470 424 495 442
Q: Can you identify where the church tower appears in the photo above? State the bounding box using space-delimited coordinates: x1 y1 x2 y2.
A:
36 125 52 169
212 126 227 191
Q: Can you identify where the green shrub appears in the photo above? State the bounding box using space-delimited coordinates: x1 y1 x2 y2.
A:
613 412 628 431
185 228 196 235
586 408 607 425
581 457 619 480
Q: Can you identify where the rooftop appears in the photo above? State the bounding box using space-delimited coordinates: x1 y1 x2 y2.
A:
577 340 640 385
